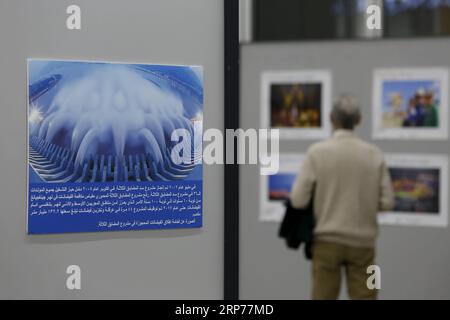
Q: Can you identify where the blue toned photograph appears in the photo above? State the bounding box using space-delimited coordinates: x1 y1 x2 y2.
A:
269 173 296 201
381 79 441 128
27 59 203 234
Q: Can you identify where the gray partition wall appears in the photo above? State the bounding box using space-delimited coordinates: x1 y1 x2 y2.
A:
0 0 224 299
240 39 450 299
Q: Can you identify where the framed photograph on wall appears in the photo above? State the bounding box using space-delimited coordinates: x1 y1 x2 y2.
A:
260 153 304 221
372 68 449 140
379 154 448 227
261 70 332 140
27 59 204 234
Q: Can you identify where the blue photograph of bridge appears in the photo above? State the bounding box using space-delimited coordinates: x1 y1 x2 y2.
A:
27 59 203 234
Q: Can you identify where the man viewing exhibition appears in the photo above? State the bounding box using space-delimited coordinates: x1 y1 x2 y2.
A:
290 94 395 300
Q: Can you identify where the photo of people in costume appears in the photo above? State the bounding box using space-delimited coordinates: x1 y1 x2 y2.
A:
373 68 448 140
382 80 440 128
389 167 440 214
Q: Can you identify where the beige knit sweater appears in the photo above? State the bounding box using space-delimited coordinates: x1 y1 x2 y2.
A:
290 130 394 248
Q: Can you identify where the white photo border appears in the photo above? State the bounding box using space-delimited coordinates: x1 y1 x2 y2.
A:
379 154 449 228
261 70 332 140
372 67 449 140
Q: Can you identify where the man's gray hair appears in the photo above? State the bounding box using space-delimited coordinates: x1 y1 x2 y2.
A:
331 94 361 130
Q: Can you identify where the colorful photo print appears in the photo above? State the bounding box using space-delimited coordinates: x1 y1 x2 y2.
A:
390 167 440 214
27 59 203 234
268 173 297 201
270 83 322 129
372 68 449 140
260 154 304 221
379 154 448 227
261 70 331 140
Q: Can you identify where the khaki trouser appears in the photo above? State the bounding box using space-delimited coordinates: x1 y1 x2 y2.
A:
312 241 377 300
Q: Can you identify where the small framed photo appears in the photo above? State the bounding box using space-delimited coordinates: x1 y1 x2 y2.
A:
261 70 332 140
379 154 448 227
372 68 449 140
260 153 304 222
